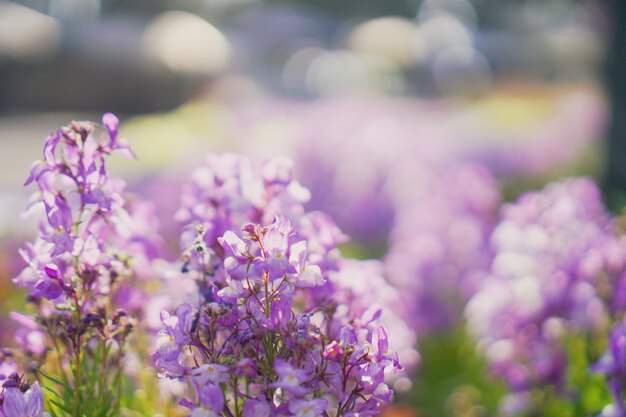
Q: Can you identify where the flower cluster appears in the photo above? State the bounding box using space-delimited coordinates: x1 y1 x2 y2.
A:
18 113 134 304
174 154 309 249
466 178 626 413
154 154 406 416
4 110 618 417
7 114 157 416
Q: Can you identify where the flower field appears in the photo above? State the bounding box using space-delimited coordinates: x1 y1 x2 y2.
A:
0 83 621 417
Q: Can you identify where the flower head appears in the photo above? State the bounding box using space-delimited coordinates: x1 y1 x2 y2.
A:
155 154 406 416
1 382 49 417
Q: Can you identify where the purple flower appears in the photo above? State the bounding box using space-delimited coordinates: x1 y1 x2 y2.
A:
593 321 626 416
0 359 18 383
270 360 309 395
182 383 224 417
102 112 135 159
102 113 119 146
323 341 343 362
42 132 61 166
154 307 194 371
466 177 626 412
386 163 499 332
9 115 165 415
235 358 258 377
1 382 49 417
154 154 406 416
288 399 327 417
258 215 297 279
8 312 45 356
33 279 64 301
191 364 230 385
198 384 224 412
593 323 626 377
16 115 150 306
243 398 271 417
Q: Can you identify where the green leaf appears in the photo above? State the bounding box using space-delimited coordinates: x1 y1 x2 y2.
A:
39 369 72 391
49 398 73 415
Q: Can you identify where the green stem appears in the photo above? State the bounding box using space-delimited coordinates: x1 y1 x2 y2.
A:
264 272 270 319
233 376 240 417
74 345 82 416
73 297 83 417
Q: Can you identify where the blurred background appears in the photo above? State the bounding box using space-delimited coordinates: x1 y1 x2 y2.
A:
0 0 621 416
0 0 613 234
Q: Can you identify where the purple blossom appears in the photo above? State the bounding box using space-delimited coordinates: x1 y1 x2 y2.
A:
6 115 164 415
594 323 626 377
17 118 137 303
592 321 626 416
1 382 49 417
466 177 626 412
0 358 18 383
328 259 417 381
288 399 327 417
191 364 230 386
8 313 45 357
235 358 258 377
154 153 406 416
270 360 309 395
243 398 271 417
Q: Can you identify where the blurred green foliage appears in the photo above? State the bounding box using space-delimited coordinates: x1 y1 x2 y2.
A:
399 326 506 417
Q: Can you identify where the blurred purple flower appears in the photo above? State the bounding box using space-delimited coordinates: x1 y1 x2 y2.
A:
1 382 49 417
466 177 626 412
